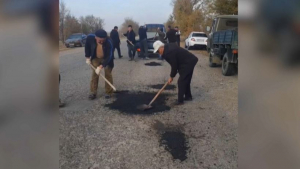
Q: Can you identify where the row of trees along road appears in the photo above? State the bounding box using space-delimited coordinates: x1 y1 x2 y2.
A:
165 0 238 37
59 1 104 43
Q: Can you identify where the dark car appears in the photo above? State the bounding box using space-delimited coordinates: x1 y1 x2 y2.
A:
65 33 87 48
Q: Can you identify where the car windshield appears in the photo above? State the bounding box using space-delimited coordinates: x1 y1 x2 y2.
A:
192 33 207 37
68 35 81 39
146 24 165 32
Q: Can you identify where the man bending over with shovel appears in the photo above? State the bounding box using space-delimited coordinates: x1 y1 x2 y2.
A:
85 29 114 100
153 40 198 105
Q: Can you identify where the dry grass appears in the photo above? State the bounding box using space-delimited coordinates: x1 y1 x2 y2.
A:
180 41 209 57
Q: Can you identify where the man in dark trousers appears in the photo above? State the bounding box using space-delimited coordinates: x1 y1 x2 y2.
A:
156 27 166 60
110 26 123 59
85 30 114 100
153 40 198 105
165 25 177 44
175 26 181 47
123 25 136 61
138 25 150 60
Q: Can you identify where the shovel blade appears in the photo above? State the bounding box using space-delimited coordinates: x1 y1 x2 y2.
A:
137 104 153 111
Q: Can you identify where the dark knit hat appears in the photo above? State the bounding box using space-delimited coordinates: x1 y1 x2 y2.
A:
95 29 107 38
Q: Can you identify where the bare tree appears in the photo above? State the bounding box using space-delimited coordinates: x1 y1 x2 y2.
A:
64 14 82 39
59 1 69 42
168 0 237 35
165 15 175 28
210 0 238 15
119 18 139 37
80 15 105 34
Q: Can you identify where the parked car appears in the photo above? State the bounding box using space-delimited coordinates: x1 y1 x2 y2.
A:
65 33 87 48
185 32 208 50
206 15 238 76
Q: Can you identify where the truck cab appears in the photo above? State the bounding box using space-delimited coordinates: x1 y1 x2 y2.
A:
207 15 238 52
206 15 238 76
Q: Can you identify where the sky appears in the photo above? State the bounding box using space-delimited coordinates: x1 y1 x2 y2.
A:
63 0 173 32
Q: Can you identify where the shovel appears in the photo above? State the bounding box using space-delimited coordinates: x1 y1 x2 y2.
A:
137 81 169 111
89 64 117 91
122 34 135 47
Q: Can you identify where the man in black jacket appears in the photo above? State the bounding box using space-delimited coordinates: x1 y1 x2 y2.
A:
175 26 181 47
153 40 198 105
110 26 123 59
139 25 150 60
165 25 177 44
85 29 114 100
123 25 136 61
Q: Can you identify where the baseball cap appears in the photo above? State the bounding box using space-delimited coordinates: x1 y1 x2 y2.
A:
95 29 107 38
153 40 164 53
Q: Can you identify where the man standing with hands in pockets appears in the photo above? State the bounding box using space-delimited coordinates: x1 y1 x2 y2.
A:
85 29 114 100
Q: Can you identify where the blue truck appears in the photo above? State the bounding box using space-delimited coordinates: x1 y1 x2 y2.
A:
134 24 166 55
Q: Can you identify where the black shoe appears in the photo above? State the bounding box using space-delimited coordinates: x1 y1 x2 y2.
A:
129 58 133 61
174 102 184 106
88 94 96 100
119 55 123 58
105 95 111 99
59 99 65 108
184 97 193 101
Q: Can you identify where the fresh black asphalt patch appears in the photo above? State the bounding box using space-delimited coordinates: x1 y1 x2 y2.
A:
161 131 188 161
105 91 170 115
145 62 161 66
152 121 189 162
149 84 176 90
113 90 130 94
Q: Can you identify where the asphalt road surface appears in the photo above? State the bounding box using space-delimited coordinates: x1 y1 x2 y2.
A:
59 39 238 169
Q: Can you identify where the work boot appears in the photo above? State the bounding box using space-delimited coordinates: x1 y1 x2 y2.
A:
119 55 123 59
173 101 184 106
88 94 96 100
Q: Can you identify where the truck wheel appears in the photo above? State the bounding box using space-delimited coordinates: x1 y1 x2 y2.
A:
222 53 235 76
209 53 217 67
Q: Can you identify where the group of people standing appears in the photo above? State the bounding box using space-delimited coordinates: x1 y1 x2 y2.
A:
165 26 181 46
80 24 197 106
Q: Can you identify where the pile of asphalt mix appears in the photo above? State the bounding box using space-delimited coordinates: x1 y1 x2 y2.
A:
160 131 188 161
105 91 170 115
149 84 176 90
145 62 161 66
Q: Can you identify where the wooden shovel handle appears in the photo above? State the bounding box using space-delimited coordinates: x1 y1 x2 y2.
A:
90 64 117 91
149 81 169 106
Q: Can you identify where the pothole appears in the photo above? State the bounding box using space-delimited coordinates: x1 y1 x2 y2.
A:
105 91 171 115
145 62 162 66
152 121 189 161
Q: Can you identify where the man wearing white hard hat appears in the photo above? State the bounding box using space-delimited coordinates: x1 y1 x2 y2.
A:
153 40 198 105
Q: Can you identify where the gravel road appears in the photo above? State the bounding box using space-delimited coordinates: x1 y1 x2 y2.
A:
59 41 238 169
